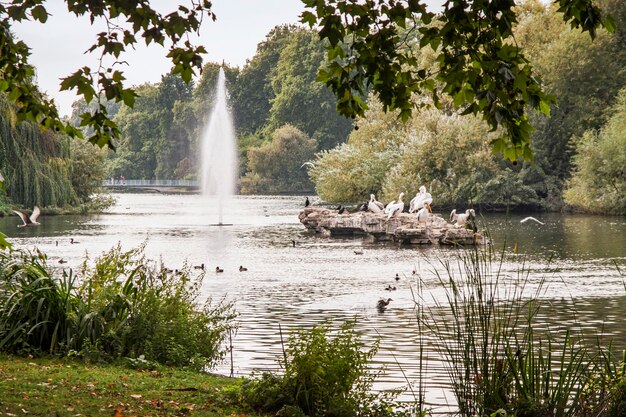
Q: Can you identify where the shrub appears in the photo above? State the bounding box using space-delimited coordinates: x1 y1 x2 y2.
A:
240 320 399 417
0 244 235 371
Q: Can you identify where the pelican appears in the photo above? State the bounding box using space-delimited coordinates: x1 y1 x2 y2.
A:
367 194 384 213
450 208 476 227
13 206 41 227
520 217 544 225
377 298 392 312
409 186 433 213
416 202 433 239
239 265 247 272
385 192 405 220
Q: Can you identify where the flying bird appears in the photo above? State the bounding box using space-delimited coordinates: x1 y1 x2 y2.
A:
13 206 41 227
520 217 544 225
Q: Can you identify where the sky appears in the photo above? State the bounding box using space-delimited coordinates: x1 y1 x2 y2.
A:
12 0 443 117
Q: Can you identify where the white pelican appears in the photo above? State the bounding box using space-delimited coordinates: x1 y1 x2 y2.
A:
520 217 544 225
416 202 432 224
409 185 433 213
13 206 41 227
367 194 384 213
450 208 476 227
385 192 405 220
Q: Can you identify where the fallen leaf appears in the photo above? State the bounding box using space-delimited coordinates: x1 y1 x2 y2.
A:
130 394 142 400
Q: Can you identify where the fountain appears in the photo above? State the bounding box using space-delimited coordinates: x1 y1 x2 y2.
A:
200 67 238 226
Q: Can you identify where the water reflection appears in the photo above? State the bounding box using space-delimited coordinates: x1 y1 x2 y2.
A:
0 194 624 412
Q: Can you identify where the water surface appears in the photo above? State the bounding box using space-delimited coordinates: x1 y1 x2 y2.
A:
2 194 624 411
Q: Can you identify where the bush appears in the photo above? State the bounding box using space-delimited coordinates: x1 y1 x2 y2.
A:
0 244 235 370
240 320 399 417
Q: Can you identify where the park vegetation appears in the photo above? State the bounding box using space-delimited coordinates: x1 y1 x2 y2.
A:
2 245 625 417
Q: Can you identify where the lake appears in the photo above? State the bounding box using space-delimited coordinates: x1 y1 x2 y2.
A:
2 193 625 412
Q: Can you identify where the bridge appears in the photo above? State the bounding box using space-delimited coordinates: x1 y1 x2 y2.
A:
102 179 200 192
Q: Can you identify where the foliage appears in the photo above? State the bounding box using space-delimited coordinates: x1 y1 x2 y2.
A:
414 248 621 417
528 0 626 192
240 320 398 417
0 93 108 209
0 0 214 149
301 0 614 162
0 244 236 370
241 125 317 194
265 28 353 151
564 87 626 215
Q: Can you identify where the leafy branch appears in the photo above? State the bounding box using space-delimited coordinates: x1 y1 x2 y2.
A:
0 0 214 149
302 0 614 161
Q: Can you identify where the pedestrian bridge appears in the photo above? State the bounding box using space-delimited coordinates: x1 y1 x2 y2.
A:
102 179 200 192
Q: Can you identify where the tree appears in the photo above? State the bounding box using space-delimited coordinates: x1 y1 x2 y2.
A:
301 0 615 161
564 88 626 215
241 125 317 194
0 1 214 149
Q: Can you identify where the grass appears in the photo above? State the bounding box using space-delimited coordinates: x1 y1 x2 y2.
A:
0 354 270 417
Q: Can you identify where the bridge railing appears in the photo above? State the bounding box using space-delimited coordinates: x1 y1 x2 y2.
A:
103 179 199 187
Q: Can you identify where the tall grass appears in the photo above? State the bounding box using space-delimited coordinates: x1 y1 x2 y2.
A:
0 244 236 370
414 246 623 417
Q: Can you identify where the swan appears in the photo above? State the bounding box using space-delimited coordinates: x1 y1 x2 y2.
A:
385 192 405 220
409 186 433 213
450 208 476 227
13 206 41 227
520 217 544 225
367 194 384 213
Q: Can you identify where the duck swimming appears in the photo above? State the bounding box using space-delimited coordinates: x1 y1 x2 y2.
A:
215 266 224 273
193 263 205 270
377 298 392 312
239 265 247 272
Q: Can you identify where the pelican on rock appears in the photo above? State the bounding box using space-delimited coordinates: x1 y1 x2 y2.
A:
385 193 405 220
367 194 384 213
450 208 476 227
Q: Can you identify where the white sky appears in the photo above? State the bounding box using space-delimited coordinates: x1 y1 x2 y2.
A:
12 0 443 117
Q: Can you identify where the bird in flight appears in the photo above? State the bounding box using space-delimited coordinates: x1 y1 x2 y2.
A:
520 217 544 225
13 206 41 227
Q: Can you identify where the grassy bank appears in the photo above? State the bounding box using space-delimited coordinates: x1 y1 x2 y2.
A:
0 354 268 417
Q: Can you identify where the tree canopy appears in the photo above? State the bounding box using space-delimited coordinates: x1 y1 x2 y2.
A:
0 0 214 149
301 0 615 161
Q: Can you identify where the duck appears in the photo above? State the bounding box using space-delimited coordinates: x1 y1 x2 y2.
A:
215 266 224 273
239 265 247 272
385 285 397 291
395 273 400 281
354 250 364 255
13 206 41 227
367 194 384 213
193 263 205 270
58 259 68 264
450 208 476 227
385 192 405 220
70 238 80 244
377 298 392 312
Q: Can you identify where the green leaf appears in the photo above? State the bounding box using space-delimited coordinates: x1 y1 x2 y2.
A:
31 5 48 23
0 232 11 251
